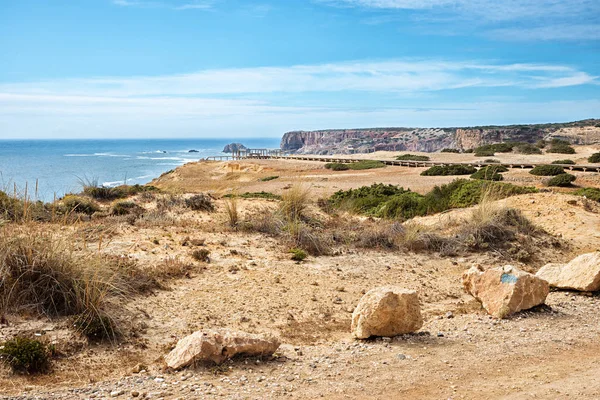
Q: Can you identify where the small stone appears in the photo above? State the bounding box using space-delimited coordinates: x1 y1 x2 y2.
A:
110 390 124 397
131 391 140 398
397 354 407 360
445 311 454 319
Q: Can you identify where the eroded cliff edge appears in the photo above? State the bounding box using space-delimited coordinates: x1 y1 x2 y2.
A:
280 119 600 154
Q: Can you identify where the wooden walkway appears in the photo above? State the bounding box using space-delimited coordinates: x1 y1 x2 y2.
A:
239 154 600 173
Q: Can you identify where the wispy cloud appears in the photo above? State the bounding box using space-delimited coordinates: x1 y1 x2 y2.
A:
320 0 600 41
111 0 215 10
0 60 594 98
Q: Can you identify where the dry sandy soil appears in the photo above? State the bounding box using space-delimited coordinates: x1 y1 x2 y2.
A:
1 146 600 400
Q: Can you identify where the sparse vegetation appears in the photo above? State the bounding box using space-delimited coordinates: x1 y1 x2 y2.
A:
185 194 215 212
470 166 508 181
325 160 386 171
289 248 308 261
551 159 575 165
0 337 50 374
260 176 279 182
61 195 100 216
530 165 565 176
110 200 142 216
547 173 577 187
515 143 542 155
474 143 516 156
574 187 600 202
224 192 281 200
588 153 600 163
440 149 460 153
327 180 536 220
191 249 211 263
546 139 575 154
484 159 501 163
396 154 430 161
224 196 239 228
81 182 160 201
421 165 477 176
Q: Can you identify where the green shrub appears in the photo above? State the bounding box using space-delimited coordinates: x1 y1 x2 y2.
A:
349 160 386 170
574 188 600 202
396 154 430 161
111 200 142 216
551 159 575 165
475 143 516 155
474 150 495 157
82 184 158 201
588 153 600 163
290 248 308 261
185 194 215 211
530 165 565 176
325 163 350 171
464 148 474 153
547 174 577 187
470 166 508 181
440 148 460 153
547 139 575 154
327 179 537 220
224 192 281 200
515 143 542 155
484 159 501 163
326 160 385 171
421 165 477 176
536 139 547 148
61 195 100 216
260 176 279 182
0 337 50 374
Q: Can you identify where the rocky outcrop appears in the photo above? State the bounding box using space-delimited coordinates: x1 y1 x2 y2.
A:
536 252 600 291
164 330 280 369
279 120 600 155
223 143 248 153
463 265 549 319
351 287 423 339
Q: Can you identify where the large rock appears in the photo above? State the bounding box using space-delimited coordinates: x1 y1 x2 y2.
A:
351 287 423 339
536 252 600 291
463 265 549 319
222 143 248 153
164 330 280 369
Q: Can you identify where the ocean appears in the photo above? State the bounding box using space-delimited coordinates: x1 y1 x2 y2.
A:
0 138 280 201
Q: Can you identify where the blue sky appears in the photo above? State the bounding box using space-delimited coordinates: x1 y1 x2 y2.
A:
0 0 599 139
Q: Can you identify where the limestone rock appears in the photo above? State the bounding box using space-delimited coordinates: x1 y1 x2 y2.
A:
165 330 280 369
351 287 423 339
463 265 549 319
536 252 600 291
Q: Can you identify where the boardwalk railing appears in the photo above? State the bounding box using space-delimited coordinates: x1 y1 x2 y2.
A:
202 150 600 173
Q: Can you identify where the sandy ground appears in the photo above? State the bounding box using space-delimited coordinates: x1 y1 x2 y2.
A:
1 146 600 399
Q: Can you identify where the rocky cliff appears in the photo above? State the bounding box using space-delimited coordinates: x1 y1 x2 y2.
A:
280 120 600 154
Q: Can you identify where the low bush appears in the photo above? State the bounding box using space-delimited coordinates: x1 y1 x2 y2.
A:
191 249 211 263
327 180 537 220
474 149 495 157
574 188 600 202
421 165 477 176
551 159 575 165
185 194 215 212
396 154 430 161
289 248 308 261
530 165 565 176
547 139 575 154
260 176 279 182
440 149 460 153
588 153 600 163
224 192 281 200
62 195 100 216
0 337 50 374
474 143 516 155
547 173 577 187
484 159 501 163
111 200 142 216
324 163 350 171
82 183 159 201
515 143 542 155
536 139 547 148
470 166 508 181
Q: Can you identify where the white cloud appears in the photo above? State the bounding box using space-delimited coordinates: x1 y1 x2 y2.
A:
112 0 214 10
0 60 594 98
488 24 600 41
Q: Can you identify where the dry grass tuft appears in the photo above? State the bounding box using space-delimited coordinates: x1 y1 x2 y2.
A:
223 196 239 228
280 184 311 221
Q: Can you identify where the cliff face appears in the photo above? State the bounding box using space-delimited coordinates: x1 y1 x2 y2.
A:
280 120 600 154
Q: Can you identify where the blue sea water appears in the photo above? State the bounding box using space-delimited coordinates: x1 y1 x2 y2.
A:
0 138 279 201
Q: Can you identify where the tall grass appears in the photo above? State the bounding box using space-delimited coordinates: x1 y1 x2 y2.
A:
280 184 311 221
0 226 146 340
224 195 239 228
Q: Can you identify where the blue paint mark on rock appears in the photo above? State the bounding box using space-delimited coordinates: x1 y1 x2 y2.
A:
501 273 518 284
